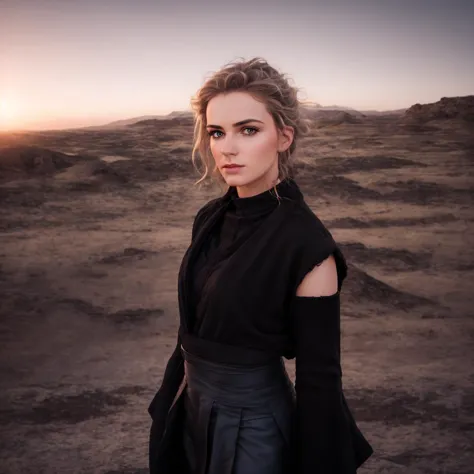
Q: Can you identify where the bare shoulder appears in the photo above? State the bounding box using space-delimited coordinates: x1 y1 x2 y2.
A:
295 253 338 297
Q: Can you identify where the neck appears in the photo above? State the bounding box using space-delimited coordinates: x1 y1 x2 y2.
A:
222 176 304 213
236 174 281 199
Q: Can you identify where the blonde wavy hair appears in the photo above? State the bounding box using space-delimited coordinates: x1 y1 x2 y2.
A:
189 57 311 192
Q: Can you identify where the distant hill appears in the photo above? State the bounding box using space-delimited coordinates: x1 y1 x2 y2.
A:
360 108 407 116
100 110 193 128
103 115 163 128
312 111 365 127
403 96 474 122
130 114 194 128
302 102 405 116
302 106 366 122
302 102 361 114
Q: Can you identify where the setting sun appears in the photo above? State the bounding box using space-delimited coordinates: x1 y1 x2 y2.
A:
0 98 16 120
0 97 24 130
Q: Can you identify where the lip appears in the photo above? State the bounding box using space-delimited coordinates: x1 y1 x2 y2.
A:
223 164 244 169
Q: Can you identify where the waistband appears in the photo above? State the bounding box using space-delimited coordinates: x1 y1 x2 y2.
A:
181 346 294 407
180 332 281 366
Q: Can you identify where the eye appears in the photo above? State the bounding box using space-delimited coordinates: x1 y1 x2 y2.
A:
208 130 223 139
243 127 258 135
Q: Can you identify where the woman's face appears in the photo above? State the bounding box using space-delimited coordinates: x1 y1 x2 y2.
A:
206 91 294 198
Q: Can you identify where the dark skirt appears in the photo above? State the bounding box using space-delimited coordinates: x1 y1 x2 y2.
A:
181 346 296 474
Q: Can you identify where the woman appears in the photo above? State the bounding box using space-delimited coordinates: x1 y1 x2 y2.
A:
148 57 374 474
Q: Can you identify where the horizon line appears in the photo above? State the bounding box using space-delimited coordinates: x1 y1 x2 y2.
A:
1 94 473 133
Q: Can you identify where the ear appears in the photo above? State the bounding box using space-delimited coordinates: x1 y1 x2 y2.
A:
277 125 295 152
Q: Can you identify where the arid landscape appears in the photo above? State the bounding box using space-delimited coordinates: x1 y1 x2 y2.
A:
0 96 473 473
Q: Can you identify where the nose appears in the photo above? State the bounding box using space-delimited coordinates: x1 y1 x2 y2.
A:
219 134 238 156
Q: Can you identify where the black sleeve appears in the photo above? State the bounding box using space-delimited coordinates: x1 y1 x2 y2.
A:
147 332 185 473
290 248 374 473
147 332 184 424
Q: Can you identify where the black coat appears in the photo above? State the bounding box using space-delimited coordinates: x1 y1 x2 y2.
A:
148 179 374 473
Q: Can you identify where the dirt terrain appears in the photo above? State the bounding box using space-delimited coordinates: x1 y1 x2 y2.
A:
0 97 473 473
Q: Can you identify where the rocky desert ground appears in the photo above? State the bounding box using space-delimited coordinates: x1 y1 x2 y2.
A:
0 96 473 473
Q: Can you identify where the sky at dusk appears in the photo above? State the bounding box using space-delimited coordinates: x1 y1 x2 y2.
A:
1 0 473 130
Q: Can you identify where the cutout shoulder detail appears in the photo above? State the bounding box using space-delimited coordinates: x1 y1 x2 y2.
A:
294 290 340 300
295 254 338 297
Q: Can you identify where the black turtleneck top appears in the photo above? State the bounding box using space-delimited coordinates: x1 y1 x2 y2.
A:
190 183 282 336
179 177 351 365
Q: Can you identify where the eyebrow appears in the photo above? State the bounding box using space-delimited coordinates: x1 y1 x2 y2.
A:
206 119 264 129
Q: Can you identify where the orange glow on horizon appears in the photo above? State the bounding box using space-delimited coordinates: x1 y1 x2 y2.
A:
0 97 23 130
